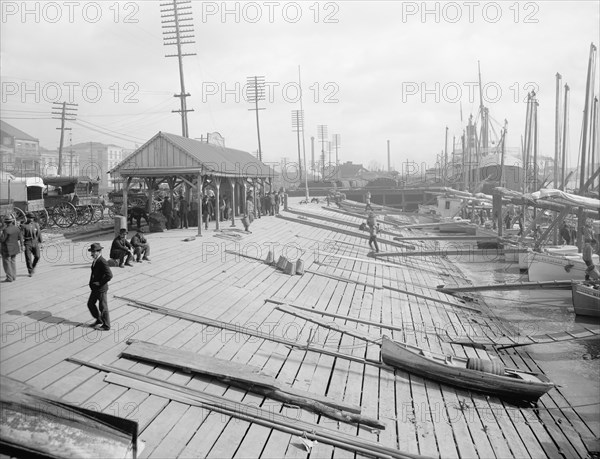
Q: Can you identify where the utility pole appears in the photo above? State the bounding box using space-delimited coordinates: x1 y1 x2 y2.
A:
51 101 77 176
317 125 328 180
298 65 309 200
310 136 315 178
247 76 266 162
69 132 74 176
332 134 341 174
292 110 304 181
161 0 196 138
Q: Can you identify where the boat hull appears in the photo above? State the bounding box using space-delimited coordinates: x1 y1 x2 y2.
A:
571 283 600 317
381 337 553 402
527 252 594 282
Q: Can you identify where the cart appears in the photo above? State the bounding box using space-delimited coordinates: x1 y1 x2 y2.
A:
43 176 103 228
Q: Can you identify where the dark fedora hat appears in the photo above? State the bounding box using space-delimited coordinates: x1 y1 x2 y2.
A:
88 243 103 252
119 228 128 233
26 212 35 218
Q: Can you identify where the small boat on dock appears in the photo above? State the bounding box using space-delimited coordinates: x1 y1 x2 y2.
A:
380 336 554 402
571 282 600 317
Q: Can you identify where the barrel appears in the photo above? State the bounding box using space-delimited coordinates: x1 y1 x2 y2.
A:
295 259 305 275
276 256 288 271
466 357 505 376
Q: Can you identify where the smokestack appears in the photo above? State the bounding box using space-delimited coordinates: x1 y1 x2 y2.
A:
387 139 391 172
311 136 315 174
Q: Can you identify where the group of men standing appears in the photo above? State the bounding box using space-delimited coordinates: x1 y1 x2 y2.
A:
161 195 191 230
1 212 42 282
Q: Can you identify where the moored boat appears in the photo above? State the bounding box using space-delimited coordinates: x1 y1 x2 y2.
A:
527 251 599 282
571 282 600 317
380 336 554 402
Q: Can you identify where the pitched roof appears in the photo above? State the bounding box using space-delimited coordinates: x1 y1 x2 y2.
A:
0 120 38 142
337 162 368 178
110 132 274 178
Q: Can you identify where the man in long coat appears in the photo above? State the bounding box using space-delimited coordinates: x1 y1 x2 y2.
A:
87 242 113 330
21 212 43 276
1 216 23 282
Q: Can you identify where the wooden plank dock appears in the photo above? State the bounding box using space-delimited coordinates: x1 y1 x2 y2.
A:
1 199 598 458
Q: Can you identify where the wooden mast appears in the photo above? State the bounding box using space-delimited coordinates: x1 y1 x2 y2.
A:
560 84 570 190
576 43 597 250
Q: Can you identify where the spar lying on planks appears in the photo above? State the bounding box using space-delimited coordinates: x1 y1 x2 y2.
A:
120 340 386 429
380 336 555 403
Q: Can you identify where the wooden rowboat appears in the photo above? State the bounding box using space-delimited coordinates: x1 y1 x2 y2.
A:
571 282 600 317
380 336 554 402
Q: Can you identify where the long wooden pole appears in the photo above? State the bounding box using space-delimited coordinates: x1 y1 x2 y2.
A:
577 43 597 250
68 360 424 459
553 73 562 245
560 84 570 190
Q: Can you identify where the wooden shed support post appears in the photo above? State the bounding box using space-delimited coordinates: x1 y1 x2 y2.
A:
144 178 154 214
243 181 248 216
197 173 203 236
230 180 236 227
122 177 131 229
252 179 257 219
214 177 221 231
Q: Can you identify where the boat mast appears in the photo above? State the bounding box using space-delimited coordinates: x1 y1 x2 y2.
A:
576 43 597 250
478 61 488 152
499 120 507 188
554 73 562 190
560 84 570 190
553 73 562 244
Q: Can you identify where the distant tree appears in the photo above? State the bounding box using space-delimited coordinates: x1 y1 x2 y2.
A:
368 160 383 172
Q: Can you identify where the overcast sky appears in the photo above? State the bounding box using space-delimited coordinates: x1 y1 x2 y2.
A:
1 1 599 172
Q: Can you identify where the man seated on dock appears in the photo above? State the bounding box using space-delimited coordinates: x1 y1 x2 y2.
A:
110 228 134 268
130 228 150 263
583 239 599 281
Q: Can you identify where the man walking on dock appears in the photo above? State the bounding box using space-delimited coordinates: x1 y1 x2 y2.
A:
21 212 42 277
366 212 379 254
1 216 22 282
87 243 113 330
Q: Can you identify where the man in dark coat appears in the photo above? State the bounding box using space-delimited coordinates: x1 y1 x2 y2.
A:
131 228 151 262
1 216 23 282
559 222 571 245
179 195 189 229
110 228 134 267
162 197 172 229
21 212 43 277
87 242 113 330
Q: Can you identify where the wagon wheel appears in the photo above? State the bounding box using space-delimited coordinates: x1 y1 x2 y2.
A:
108 204 121 219
130 197 146 209
12 207 27 227
51 202 77 228
90 204 104 223
76 205 94 226
34 209 50 229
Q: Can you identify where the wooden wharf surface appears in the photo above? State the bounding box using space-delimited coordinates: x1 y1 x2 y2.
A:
1 198 598 458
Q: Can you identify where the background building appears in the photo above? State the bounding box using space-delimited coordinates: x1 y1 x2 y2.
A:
0 120 41 176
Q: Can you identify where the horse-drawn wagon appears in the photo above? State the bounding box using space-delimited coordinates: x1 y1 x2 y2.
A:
0 177 49 227
42 176 104 228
